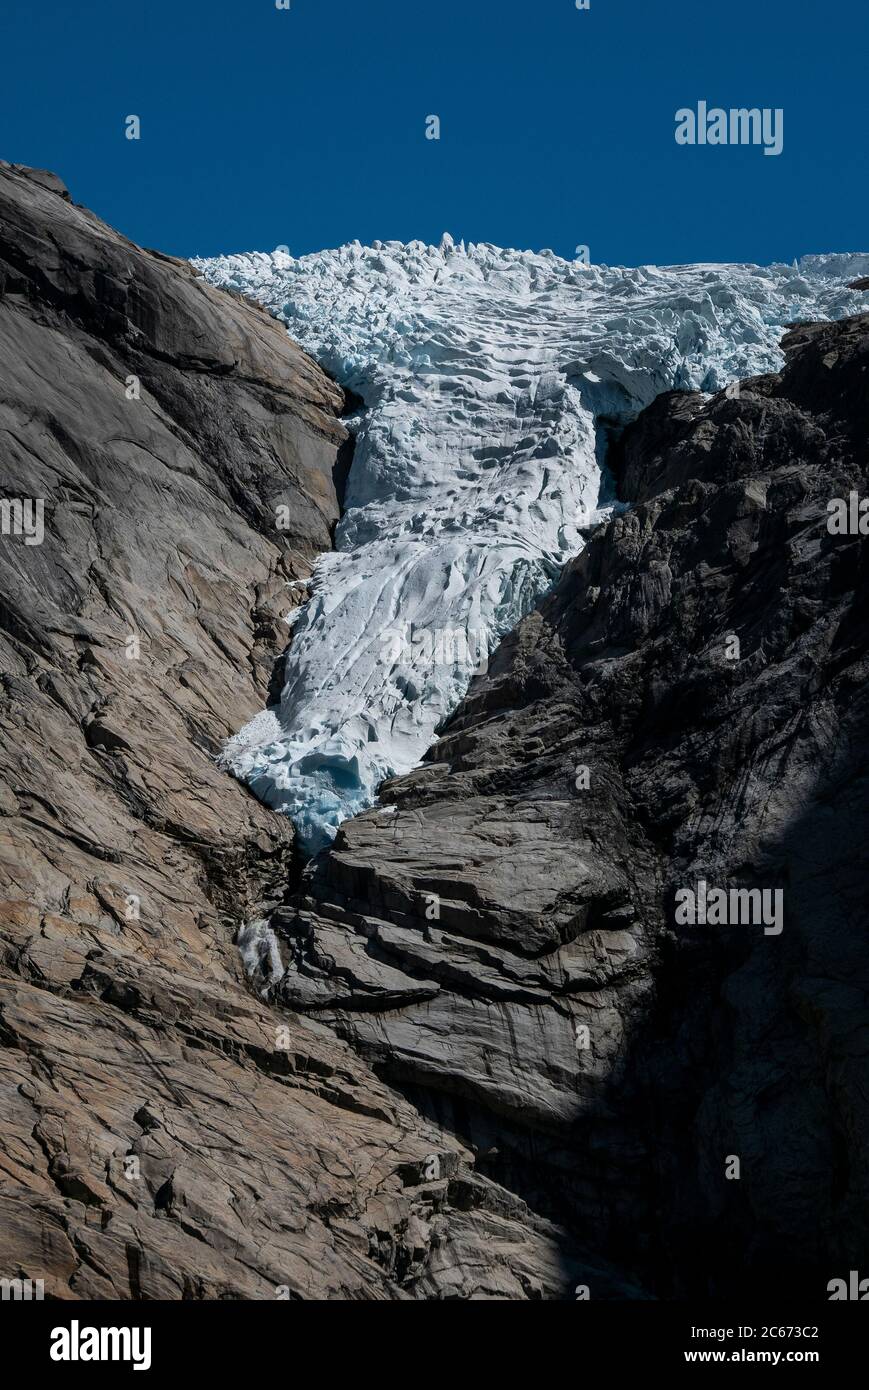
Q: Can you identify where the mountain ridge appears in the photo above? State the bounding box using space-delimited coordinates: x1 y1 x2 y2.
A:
1 164 868 1298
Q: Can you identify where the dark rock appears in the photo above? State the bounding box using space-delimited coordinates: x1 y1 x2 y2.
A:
4 157 867 1300
287 312 869 1298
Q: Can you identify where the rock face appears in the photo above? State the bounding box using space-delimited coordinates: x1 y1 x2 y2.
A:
0 164 586 1299
282 312 869 1298
2 161 867 1300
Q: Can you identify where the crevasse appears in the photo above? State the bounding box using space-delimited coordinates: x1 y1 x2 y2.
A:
196 239 869 854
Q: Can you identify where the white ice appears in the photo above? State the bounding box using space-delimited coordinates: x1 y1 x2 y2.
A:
195 240 869 853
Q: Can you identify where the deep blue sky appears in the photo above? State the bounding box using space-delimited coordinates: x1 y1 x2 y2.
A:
2 0 866 266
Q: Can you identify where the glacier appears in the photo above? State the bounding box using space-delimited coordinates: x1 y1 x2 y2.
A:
195 240 869 855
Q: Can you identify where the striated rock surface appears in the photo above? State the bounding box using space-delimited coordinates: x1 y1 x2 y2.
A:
281 312 869 1298
0 164 590 1299
2 161 867 1300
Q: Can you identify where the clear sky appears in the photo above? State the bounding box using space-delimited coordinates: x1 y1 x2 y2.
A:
1 0 866 266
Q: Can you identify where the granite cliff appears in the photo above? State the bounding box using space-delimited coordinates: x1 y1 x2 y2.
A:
1 163 867 1298
0 164 580 1299
279 311 869 1298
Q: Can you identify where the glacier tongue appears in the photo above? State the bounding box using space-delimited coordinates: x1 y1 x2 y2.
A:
196 241 868 853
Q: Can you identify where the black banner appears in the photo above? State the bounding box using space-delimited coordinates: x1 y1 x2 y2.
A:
2 1300 865 1376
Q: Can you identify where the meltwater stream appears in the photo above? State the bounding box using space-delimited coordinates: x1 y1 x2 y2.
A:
197 240 868 854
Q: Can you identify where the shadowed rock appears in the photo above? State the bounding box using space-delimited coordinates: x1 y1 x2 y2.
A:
283 313 869 1298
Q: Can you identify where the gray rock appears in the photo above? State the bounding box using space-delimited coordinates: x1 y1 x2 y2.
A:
0 164 585 1300
4 157 865 1299
284 313 869 1298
